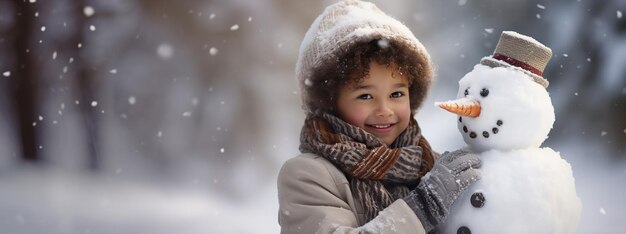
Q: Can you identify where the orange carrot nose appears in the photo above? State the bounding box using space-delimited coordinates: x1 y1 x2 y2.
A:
435 98 481 117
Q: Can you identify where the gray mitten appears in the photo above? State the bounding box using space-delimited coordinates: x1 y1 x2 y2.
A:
403 149 481 232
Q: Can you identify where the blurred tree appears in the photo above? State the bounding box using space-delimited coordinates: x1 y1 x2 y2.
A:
10 0 40 162
72 0 101 170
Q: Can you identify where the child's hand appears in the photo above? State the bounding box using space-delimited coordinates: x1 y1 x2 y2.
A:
403 149 482 232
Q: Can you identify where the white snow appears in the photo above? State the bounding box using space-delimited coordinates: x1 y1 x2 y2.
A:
41 26 46 32
52 51 57 60
89 25 96 31
91 101 98 107
128 96 136 105
157 43 173 59
0 167 279 234
83 6 95 17
600 208 607 215
441 148 581 233
484 28 494 34
3 71 10 77
537 4 546 10
230 24 239 31
220 148 225 153
209 47 218 56
109 69 117 74
182 111 191 117
618 11 623 19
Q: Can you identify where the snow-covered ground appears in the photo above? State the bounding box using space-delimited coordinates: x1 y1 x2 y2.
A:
0 165 280 234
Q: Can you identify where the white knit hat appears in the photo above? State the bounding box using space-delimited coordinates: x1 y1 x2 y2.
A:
296 0 434 113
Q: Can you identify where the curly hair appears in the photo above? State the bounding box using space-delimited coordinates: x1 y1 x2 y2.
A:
303 39 432 116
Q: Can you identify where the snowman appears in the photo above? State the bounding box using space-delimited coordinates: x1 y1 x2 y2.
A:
435 31 582 233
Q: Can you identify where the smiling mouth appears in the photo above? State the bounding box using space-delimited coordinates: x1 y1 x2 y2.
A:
366 123 396 132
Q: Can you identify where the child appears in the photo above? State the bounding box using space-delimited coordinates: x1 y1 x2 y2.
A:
277 1 481 233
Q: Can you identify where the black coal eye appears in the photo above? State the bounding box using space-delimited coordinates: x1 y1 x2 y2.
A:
464 88 469 96
480 88 489 97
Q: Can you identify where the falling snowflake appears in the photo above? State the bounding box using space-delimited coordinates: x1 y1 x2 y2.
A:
89 25 96 31
91 101 98 107
38 115 43 121
77 43 82 48
601 131 607 136
536 14 541 19
29 0 36 3
618 10 623 19
210 13 215 20
220 148 225 153
304 78 313 86
40 26 46 31
600 208 606 215
3 71 10 77
52 51 57 60
157 131 163 138
458 0 467 6
182 111 191 117
248 17 252 22
230 24 239 31
157 43 174 59
537 4 545 10
377 39 389 48
209 47 218 56
128 96 136 105
84 6 95 17
484 28 494 34
109 69 117 74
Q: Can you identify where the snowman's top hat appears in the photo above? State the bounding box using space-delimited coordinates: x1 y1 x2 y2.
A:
481 31 552 88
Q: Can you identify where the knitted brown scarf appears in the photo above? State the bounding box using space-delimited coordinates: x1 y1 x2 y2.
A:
299 112 435 223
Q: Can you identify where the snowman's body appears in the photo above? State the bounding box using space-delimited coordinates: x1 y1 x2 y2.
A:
440 148 581 233
437 62 582 233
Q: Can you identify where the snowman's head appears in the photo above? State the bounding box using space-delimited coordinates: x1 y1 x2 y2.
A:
438 64 555 152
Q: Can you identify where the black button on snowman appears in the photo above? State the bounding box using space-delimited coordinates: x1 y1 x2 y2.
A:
454 192 485 234
470 192 485 208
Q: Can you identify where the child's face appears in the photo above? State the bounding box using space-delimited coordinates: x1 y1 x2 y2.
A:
337 61 411 145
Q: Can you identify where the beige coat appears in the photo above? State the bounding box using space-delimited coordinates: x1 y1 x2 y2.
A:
277 153 426 234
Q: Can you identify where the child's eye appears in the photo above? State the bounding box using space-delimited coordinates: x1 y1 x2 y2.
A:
357 94 373 100
390 92 405 98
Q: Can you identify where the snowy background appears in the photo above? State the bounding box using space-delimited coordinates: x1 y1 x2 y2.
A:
0 0 625 233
